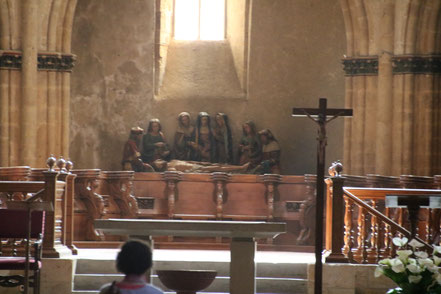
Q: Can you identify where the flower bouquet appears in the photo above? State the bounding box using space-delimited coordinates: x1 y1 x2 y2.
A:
375 237 441 294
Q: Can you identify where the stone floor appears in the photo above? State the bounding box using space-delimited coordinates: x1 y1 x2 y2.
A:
73 249 315 294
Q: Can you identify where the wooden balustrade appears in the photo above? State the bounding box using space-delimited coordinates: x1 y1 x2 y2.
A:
326 165 441 264
130 172 309 250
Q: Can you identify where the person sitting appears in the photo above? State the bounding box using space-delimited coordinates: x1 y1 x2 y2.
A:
99 240 163 294
141 118 170 166
237 120 261 168
254 129 281 174
121 127 154 172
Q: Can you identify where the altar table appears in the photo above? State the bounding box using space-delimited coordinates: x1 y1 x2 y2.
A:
94 219 286 294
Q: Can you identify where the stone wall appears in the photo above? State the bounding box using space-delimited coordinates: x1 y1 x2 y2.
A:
70 0 346 174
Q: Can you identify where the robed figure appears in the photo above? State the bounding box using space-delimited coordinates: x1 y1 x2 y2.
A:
122 127 154 172
192 112 214 162
212 113 233 164
237 120 261 168
257 129 281 174
141 118 170 165
173 112 195 160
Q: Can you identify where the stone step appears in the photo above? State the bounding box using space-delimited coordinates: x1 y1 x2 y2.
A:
74 274 306 294
76 259 308 279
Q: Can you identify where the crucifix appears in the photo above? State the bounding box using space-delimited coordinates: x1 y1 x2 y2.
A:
292 98 352 294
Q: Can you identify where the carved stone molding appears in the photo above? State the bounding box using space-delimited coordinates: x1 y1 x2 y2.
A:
0 51 21 69
342 56 378 76
38 52 77 72
0 50 76 72
392 55 441 74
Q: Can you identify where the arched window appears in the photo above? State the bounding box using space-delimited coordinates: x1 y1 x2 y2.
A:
174 0 225 41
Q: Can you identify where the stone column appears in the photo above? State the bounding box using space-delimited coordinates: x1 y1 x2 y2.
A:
20 0 39 166
375 0 394 174
340 0 441 176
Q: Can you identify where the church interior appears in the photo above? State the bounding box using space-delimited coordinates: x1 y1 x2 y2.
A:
0 0 441 293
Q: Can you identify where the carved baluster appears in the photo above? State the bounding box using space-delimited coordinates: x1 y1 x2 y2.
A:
262 174 281 244
383 208 391 257
368 199 381 262
163 171 181 242
163 171 181 219
211 172 229 220
357 206 368 263
263 174 281 222
343 196 354 261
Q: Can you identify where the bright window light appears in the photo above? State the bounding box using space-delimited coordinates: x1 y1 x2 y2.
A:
174 0 225 41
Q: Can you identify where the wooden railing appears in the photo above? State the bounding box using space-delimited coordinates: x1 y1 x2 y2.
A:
72 170 312 250
325 164 441 264
0 158 76 257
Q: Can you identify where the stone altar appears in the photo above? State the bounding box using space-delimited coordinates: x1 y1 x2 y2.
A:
94 218 286 294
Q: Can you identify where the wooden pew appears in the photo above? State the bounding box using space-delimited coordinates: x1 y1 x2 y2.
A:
0 158 75 258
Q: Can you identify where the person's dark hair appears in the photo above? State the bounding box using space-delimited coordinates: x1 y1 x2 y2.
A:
116 240 153 275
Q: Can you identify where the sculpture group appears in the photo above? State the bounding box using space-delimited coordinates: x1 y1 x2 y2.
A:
122 112 281 174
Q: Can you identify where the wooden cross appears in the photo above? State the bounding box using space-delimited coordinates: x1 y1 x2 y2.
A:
292 98 352 294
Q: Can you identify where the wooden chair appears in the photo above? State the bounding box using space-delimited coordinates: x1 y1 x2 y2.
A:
0 209 45 294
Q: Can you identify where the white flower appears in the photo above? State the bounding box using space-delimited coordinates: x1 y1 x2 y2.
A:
436 273 441 285
434 256 441 266
408 275 422 284
390 258 406 273
427 264 439 273
397 250 413 262
374 266 384 278
406 264 422 274
379 258 392 266
434 245 441 255
419 258 434 267
409 239 424 249
415 251 429 259
408 258 417 265
393 237 409 247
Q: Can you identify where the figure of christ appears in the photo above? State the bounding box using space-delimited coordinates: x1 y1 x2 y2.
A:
121 127 154 172
173 112 195 161
152 159 250 174
192 112 214 162
141 118 170 165
237 120 261 168
212 113 233 164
